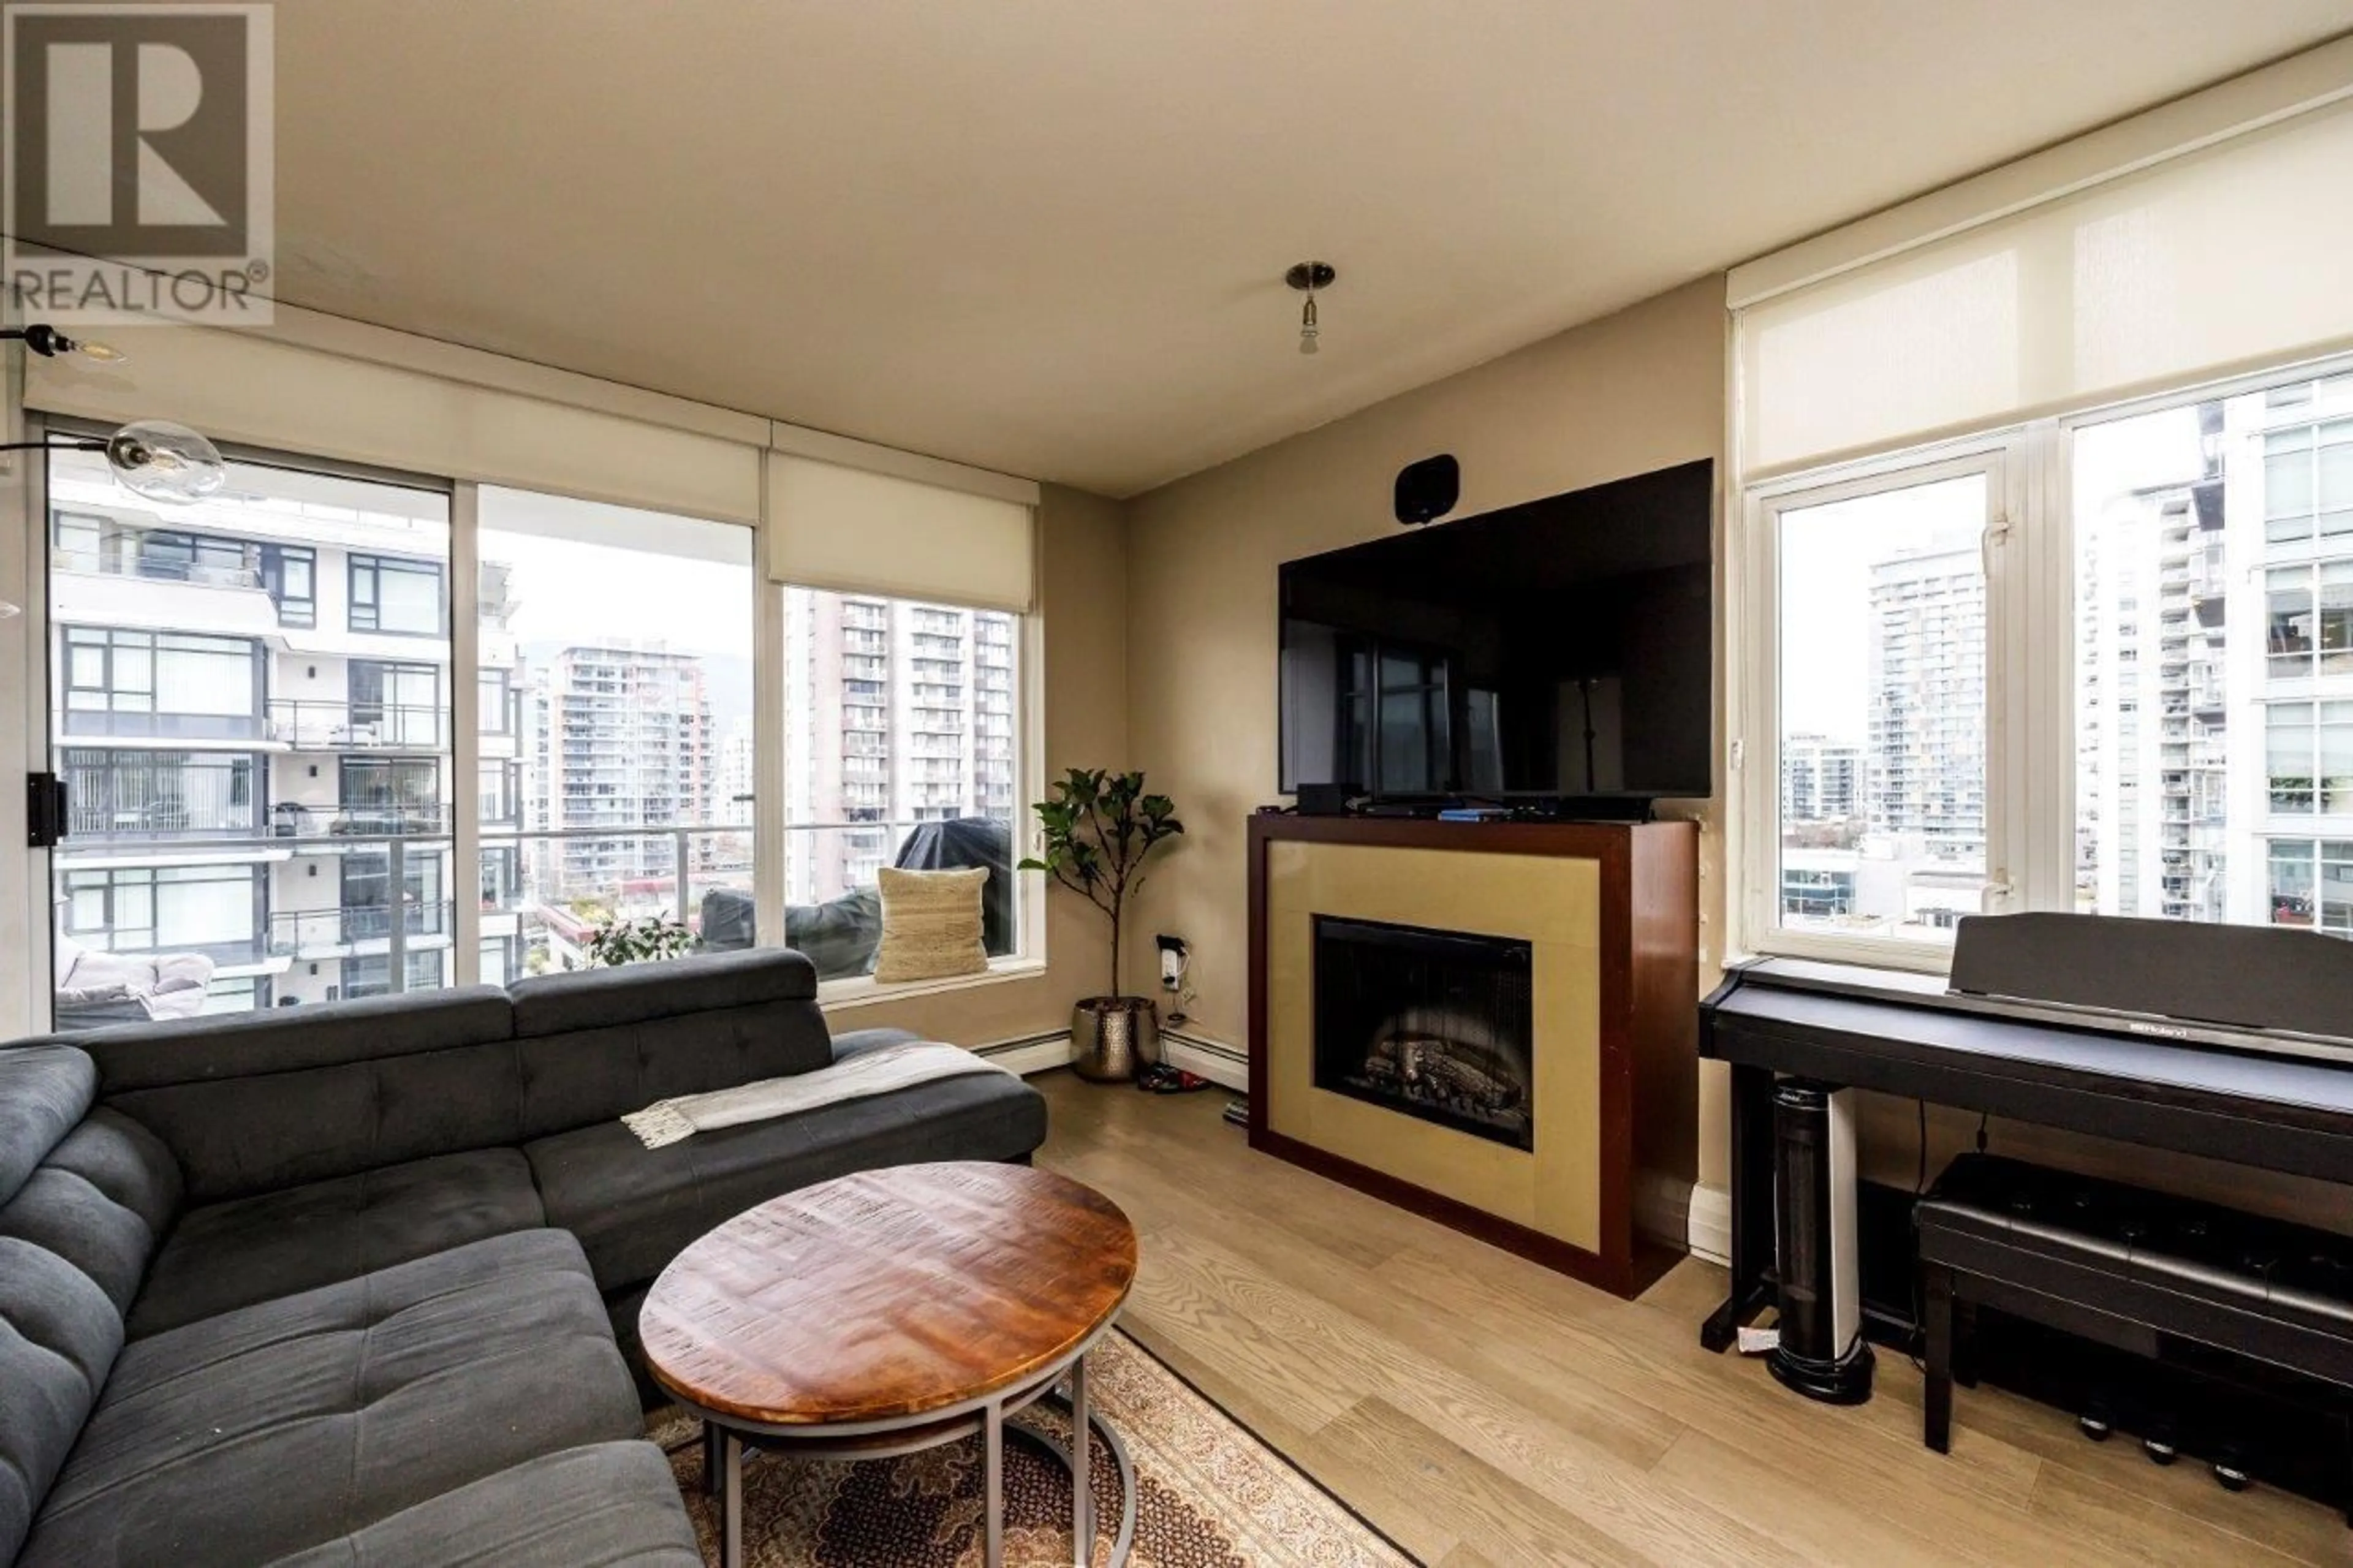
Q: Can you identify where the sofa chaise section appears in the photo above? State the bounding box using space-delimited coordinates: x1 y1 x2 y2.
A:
506 950 1048 1299
18 1231 664 1567
1 1031 696 1567
529 1025 1048 1290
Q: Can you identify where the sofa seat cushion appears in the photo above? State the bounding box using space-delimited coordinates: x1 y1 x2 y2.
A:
260 1442 700 1568
525 1069 1049 1292
18 1230 645 1568
128 1147 545 1339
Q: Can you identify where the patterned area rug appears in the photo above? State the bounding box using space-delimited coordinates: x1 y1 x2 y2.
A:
649 1330 1415 1567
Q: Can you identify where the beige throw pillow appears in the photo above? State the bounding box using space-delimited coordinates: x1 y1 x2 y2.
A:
874 866 991 983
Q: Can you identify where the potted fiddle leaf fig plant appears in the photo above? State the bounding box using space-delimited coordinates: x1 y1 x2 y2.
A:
1020 768 1184 1081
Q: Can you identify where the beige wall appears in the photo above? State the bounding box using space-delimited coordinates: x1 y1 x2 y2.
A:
1122 276 1733 1179
822 482 1129 1045
1119 270 2350 1234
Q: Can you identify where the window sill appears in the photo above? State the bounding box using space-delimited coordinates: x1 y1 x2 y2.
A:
1740 933 1956 977
817 956 1048 1011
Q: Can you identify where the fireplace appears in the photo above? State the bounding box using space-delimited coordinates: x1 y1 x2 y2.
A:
1311 914 1535 1151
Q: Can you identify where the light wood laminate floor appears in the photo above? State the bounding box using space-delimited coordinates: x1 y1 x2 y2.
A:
1033 1070 2346 1566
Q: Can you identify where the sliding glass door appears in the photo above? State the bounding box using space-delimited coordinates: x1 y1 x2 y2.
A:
44 437 454 1025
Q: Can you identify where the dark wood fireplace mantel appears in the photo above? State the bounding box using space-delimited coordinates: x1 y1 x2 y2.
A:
1247 812 1699 1298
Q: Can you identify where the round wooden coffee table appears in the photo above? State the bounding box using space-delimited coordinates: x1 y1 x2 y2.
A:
641 1161 1140 1568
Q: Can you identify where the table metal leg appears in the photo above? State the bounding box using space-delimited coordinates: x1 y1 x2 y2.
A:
985 1398 1005 1568
1070 1355 1092 1567
702 1420 723 1499
722 1430 744 1568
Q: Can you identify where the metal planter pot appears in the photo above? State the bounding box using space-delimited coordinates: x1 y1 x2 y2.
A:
1071 996 1159 1082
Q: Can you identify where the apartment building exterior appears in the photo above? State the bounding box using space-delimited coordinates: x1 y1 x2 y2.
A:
781 589 1018 904
1778 540 1989 936
47 455 491 1016
1781 732 1863 826
2080 373 2353 936
1867 544 1988 862
535 645 718 900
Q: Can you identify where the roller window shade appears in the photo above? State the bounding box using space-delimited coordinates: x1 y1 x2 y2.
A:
25 326 763 524
764 452 1036 614
1737 94 2353 477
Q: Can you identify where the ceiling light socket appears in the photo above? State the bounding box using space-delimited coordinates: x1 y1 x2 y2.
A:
1287 262 1335 355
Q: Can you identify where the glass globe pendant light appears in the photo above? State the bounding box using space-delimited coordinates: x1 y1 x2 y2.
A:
0 418 228 503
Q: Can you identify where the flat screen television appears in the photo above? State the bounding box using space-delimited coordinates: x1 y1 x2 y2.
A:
1279 458 1713 802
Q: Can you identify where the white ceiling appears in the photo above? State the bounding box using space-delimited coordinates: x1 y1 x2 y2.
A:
265 2 2349 498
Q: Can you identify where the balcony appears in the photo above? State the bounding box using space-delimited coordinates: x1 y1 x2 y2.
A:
51 548 294 636
268 699 447 751
268 899 454 958
271 804 452 840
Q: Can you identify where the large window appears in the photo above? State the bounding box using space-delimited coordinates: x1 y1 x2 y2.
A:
779 589 1023 976
62 748 259 841
46 442 453 1020
34 430 1032 1025
339 757 445 830
61 865 265 963
349 553 445 635
1749 357 2353 962
1757 462 1995 951
61 627 264 739
347 660 444 748
477 488 756 979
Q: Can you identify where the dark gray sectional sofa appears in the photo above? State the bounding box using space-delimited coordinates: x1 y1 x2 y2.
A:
0 947 1048 1567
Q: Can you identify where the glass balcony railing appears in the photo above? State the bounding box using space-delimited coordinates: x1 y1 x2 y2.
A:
268 699 447 751
483 814 1015 981
268 898 455 955
55 546 260 591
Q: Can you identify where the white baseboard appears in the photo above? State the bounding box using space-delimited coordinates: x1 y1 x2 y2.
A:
1687 1181 1732 1267
1159 1028 1249 1091
975 1031 1076 1077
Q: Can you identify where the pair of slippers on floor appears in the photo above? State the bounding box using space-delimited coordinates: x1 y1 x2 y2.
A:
1135 1063 1213 1094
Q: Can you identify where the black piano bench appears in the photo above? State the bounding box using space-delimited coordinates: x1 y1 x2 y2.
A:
1917 1154 2353 1520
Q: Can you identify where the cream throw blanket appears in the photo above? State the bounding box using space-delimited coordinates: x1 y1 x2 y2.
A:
621 1039 1014 1150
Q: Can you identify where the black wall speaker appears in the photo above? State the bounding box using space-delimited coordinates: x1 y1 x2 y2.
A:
1393 453 1459 525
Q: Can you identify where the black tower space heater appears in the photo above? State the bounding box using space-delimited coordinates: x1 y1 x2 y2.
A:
1768 1079 1874 1403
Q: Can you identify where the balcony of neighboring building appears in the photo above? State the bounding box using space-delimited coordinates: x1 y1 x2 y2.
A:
50 518 315 640
266 697 447 752
267 900 456 961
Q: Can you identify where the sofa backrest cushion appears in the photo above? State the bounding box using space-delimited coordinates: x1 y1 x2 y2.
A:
77 986 514 1089
0 1046 173 1566
74 987 521 1205
0 1241 124 1566
510 950 833 1138
507 947 817 1036
0 1045 96 1210
0 1110 180 1317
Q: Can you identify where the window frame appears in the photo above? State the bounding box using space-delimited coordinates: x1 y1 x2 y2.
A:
348 552 448 637
10 415 1045 1031
1738 434 2036 971
1737 348 2353 972
771 585 1044 1000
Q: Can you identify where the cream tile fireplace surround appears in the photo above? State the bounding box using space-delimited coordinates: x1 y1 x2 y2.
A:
1248 813 1699 1297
